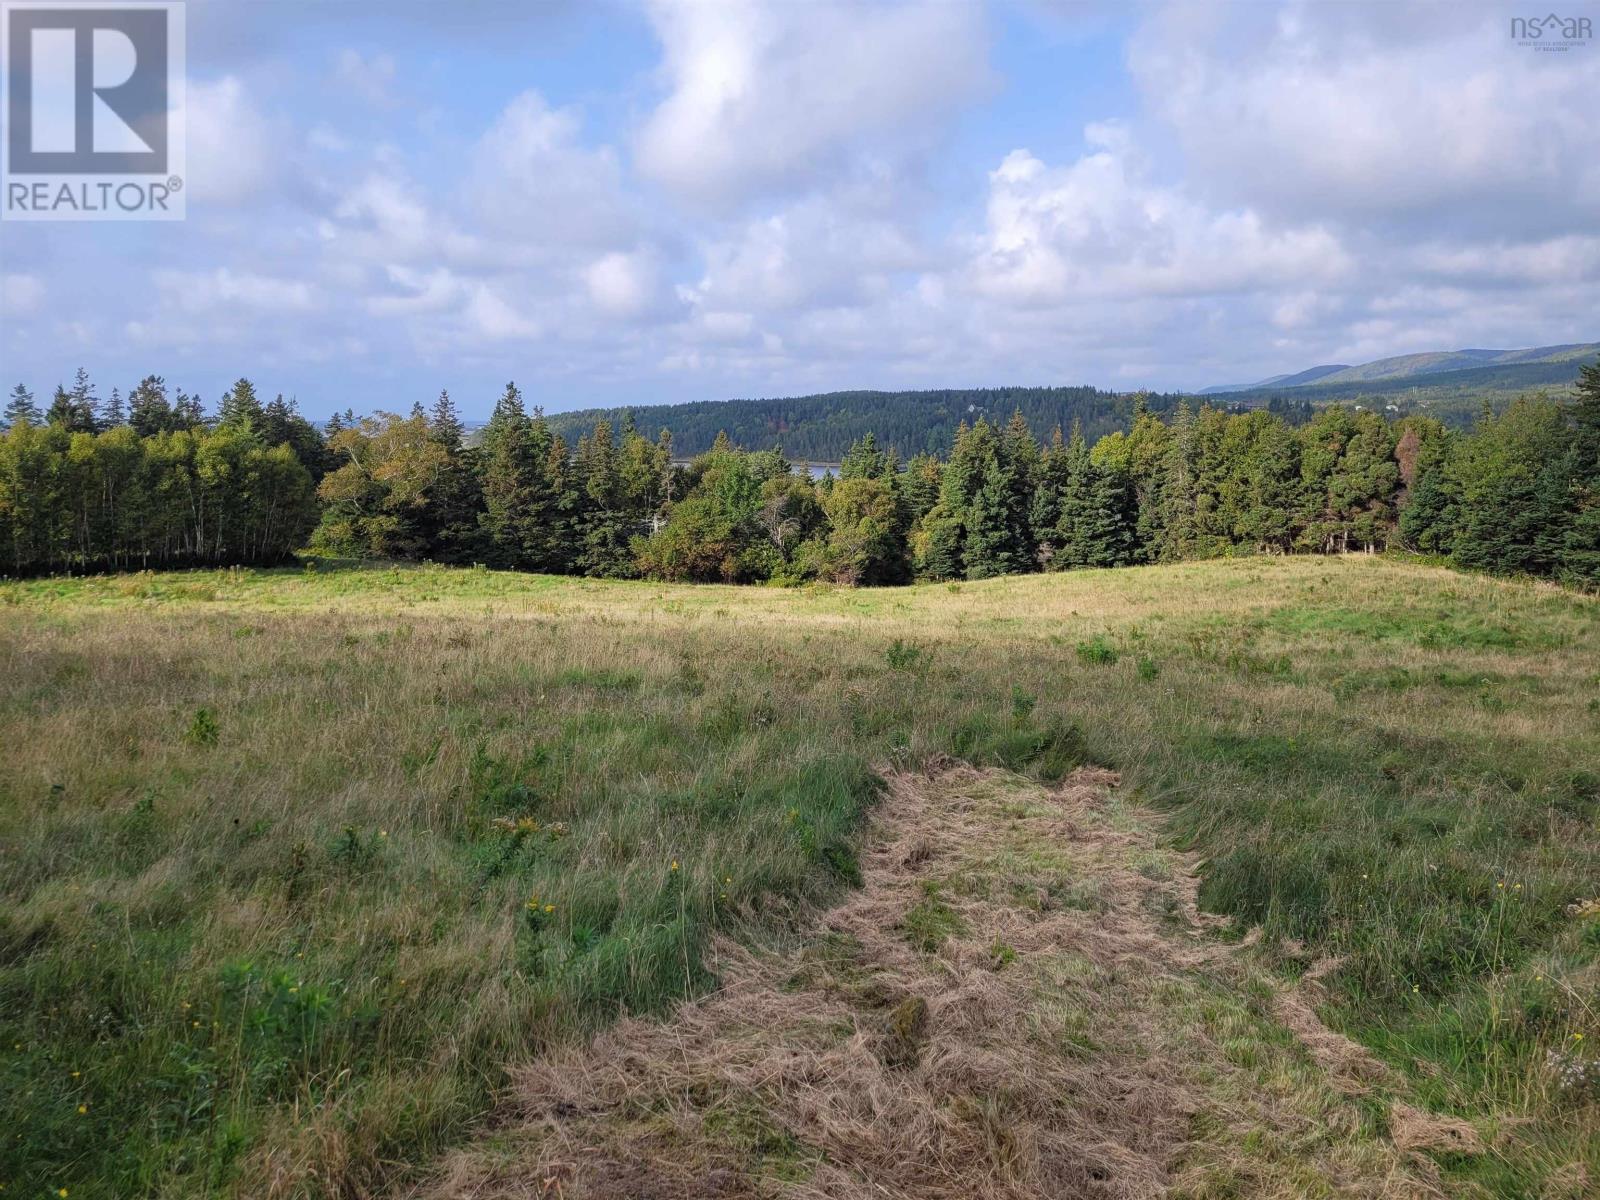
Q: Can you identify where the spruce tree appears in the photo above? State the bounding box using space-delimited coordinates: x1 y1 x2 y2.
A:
899 452 942 530
217 378 263 430
128 376 172 437
963 456 1026 579
46 384 77 430
1030 427 1070 564
1158 401 1199 560
429 389 466 448
260 394 329 480
840 432 890 480
172 389 206 429
477 382 537 568
2 383 41 429
1556 359 1600 584
577 419 627 576
69 367 99 431
1001 409 1040 564
1051 423 1099 569
421 390 482 563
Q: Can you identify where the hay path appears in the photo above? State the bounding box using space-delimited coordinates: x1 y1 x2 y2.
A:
418 766 1469 1199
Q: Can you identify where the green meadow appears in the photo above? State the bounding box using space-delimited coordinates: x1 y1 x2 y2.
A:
1 556 1596 1197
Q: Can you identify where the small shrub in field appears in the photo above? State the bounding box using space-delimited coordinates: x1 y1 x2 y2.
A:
185 707 220 746
884 638 931 672
1010 684 1037 721
1137 656 1160 681
1076 636 1118 666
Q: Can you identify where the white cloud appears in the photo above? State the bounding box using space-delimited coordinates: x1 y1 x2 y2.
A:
153 268 317 314
184 76 282 205
636 0 989 208
1 273 45 316
465 285 541 341
1129 1 1600 234
469 91 639 252
969 139 1349 306
585 251 672 320
688 190 927 316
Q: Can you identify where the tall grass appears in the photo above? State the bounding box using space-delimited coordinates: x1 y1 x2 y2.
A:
0 556 1595 1195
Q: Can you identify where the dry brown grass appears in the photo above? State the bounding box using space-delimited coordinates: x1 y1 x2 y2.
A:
415 765 1449 1200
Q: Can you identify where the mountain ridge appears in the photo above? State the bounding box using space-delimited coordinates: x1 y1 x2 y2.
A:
1202 342 1598 393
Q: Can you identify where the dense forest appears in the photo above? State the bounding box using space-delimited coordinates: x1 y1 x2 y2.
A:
542 357 1590 460
2 362 1598 587
545 385 1187 460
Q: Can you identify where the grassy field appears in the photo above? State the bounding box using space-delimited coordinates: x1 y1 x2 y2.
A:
1 557 1596 1197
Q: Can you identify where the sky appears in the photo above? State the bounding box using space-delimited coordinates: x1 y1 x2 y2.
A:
0 0 1597 419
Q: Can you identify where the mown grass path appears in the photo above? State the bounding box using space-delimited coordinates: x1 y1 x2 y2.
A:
421 766 1466 1199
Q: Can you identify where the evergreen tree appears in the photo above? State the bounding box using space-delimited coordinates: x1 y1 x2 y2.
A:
429 389 466 448
840 432 891 480
1556 359 1600 584
104 387 126 428
1158 401 1200 560
899 452 942 530
1087 461 1139 566
1001 409 1041 565
1030 427 1069 562
577 418 633 576
2 383 41 430
217 378 263 430
477 382 538 569
45 370 99 432
69 367 100 432
963 455 1026 579
1447 398 1569 576
172 389 206 429
1050 424 1100 569
47 384 83 432
128 376 173 437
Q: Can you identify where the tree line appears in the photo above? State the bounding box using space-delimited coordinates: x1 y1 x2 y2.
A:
2 363 1597 587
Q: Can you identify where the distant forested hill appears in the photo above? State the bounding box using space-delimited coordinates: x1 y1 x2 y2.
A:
546 386 1184 460
1216 359 1587 423
541 352 1595 460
